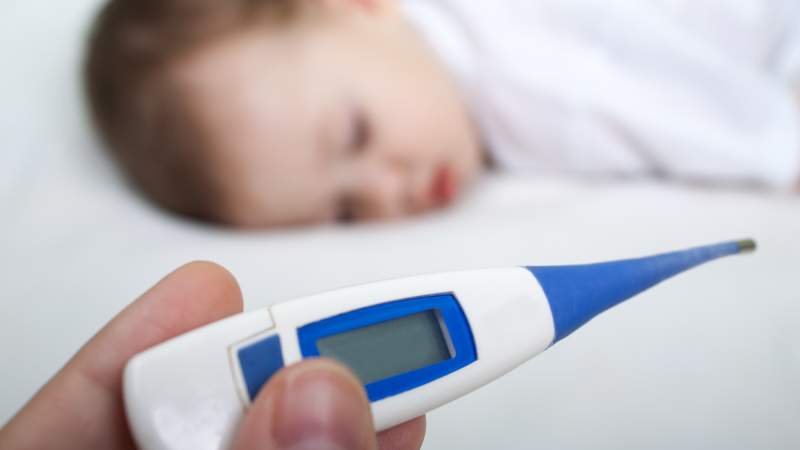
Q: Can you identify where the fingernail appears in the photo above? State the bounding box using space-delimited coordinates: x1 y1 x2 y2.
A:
274 363 370 450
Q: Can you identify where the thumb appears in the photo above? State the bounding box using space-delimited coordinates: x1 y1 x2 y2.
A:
232 358 377 450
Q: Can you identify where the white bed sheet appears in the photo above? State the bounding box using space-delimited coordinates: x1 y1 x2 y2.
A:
2 0 800 448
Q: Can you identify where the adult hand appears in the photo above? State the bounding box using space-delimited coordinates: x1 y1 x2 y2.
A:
0 262 426 450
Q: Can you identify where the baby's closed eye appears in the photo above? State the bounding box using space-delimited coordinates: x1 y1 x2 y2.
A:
336 196 357 223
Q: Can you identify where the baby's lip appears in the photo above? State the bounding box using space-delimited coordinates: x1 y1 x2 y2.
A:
428 164 458 208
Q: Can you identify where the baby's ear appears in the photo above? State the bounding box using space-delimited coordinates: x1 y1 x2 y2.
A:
318 0 399 18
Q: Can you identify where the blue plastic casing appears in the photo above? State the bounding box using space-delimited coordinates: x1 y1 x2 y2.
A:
297 294 477 402
527 241 741 344
238 335 284 400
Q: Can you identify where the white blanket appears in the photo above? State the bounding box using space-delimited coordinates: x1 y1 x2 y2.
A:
404 0 800 187
2 0 800 448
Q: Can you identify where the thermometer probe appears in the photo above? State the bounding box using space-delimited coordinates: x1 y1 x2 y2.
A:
124 240 755 450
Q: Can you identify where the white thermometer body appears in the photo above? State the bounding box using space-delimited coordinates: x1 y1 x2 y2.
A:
123 241 752 450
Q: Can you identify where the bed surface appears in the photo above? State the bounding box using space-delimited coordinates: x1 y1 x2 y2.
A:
2 0 800 448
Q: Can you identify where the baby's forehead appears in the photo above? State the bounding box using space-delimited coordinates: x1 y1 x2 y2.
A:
170 33 339 227
172 29 274 89
172 25 327 125
173 33 288 138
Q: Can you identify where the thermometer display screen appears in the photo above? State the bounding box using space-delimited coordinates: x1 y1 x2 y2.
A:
316 309 453 385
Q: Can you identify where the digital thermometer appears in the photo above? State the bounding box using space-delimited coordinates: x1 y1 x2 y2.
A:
124 240 755 450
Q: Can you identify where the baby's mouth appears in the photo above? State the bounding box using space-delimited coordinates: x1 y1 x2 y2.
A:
429 164 457 207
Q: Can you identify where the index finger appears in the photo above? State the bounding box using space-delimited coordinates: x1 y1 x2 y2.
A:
0 261 244 449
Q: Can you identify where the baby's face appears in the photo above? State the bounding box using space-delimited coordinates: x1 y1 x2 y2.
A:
175 0 482 227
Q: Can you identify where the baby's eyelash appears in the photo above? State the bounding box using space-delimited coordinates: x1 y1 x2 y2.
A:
336 197 356 223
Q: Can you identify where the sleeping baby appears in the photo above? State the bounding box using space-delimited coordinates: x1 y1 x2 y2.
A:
85 0 800 227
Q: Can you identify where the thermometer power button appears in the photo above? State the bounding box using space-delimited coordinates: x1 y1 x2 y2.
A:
238 335 284 401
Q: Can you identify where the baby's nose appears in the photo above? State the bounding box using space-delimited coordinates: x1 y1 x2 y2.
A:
353 162 409 220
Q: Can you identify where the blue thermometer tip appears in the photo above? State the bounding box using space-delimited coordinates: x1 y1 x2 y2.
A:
527 239 756 344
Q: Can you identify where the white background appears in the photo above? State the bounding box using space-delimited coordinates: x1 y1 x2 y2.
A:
1 0 799 448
